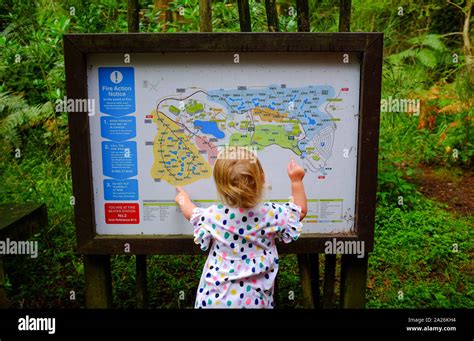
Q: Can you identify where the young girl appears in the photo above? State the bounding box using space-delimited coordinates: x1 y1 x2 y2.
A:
175 146 307 308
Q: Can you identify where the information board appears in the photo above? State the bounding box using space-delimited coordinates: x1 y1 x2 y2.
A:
88 53 361 235
64 33 382 254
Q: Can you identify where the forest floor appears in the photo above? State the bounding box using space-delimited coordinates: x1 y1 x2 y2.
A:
410 165 473 217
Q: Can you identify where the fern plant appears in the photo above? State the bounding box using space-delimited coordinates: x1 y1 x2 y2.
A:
387 34 449 69
0 92 54 148
385 34 455 91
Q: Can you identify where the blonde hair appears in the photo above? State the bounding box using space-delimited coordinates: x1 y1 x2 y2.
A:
213 146 265 209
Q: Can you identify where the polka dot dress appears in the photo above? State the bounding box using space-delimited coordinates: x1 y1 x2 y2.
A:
190 201 303 309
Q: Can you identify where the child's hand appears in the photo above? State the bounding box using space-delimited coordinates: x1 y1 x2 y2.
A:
287 157 305 183
175 186 190 206
175 186 196 220
288 158 307 220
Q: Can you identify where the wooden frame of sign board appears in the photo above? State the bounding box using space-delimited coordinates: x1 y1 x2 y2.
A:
64 32 383 255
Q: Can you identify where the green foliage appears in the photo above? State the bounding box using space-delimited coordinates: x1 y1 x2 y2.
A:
278 13 298 32
377 160 420 210
0 136 81 308
66 0 128 33
167 0 271 32
426 112 473 168
249 0 268 31
1 1 70 103
0 92 54 149
168 0 200 32
386 34 455 91
212 1 240 31
368 200 473 308
388 34 449 69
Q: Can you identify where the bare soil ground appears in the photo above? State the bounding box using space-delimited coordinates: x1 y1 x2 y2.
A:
411 165 473 216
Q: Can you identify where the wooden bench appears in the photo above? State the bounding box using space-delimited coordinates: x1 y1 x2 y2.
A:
0 203 48 308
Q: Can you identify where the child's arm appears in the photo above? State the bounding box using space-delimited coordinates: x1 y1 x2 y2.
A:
175 186 197 220
287 158 307 220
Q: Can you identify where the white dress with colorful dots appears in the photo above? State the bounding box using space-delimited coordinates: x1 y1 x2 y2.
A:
190 201 302 309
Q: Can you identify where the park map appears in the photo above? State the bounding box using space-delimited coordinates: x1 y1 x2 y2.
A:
88 53 361 235
151 84 339 185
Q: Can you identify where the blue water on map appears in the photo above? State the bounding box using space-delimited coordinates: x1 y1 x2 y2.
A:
206 85 336 154
306 115 316 125
193 120 225 139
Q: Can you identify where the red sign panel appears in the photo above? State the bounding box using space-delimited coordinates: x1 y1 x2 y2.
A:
105 203 140 224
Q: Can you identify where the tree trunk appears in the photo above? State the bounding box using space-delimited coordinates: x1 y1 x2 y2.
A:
462 0 472 70
154 0 173 31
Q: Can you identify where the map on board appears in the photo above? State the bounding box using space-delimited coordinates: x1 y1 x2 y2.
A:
87 52 361 236
150 85 338 186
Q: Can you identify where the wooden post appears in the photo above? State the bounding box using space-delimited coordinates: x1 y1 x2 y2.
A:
296 0 310 32
294 0 313 309
297 254 314 308
340 255 368 308
338 0 351 32
264 0 279 32
199 0 212 32
273 275 279 308
84 255 112 308
136 255 148 308
0 259 10 308
309 253 320 308
127 0 148 310
322 254 336 308
237 0 252 32
336 0 366 310
128 0 140 33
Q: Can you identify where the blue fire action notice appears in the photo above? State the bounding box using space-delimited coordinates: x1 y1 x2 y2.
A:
101 116 136 142
104 179 139 200
102 141 138 179
99 67 135 116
